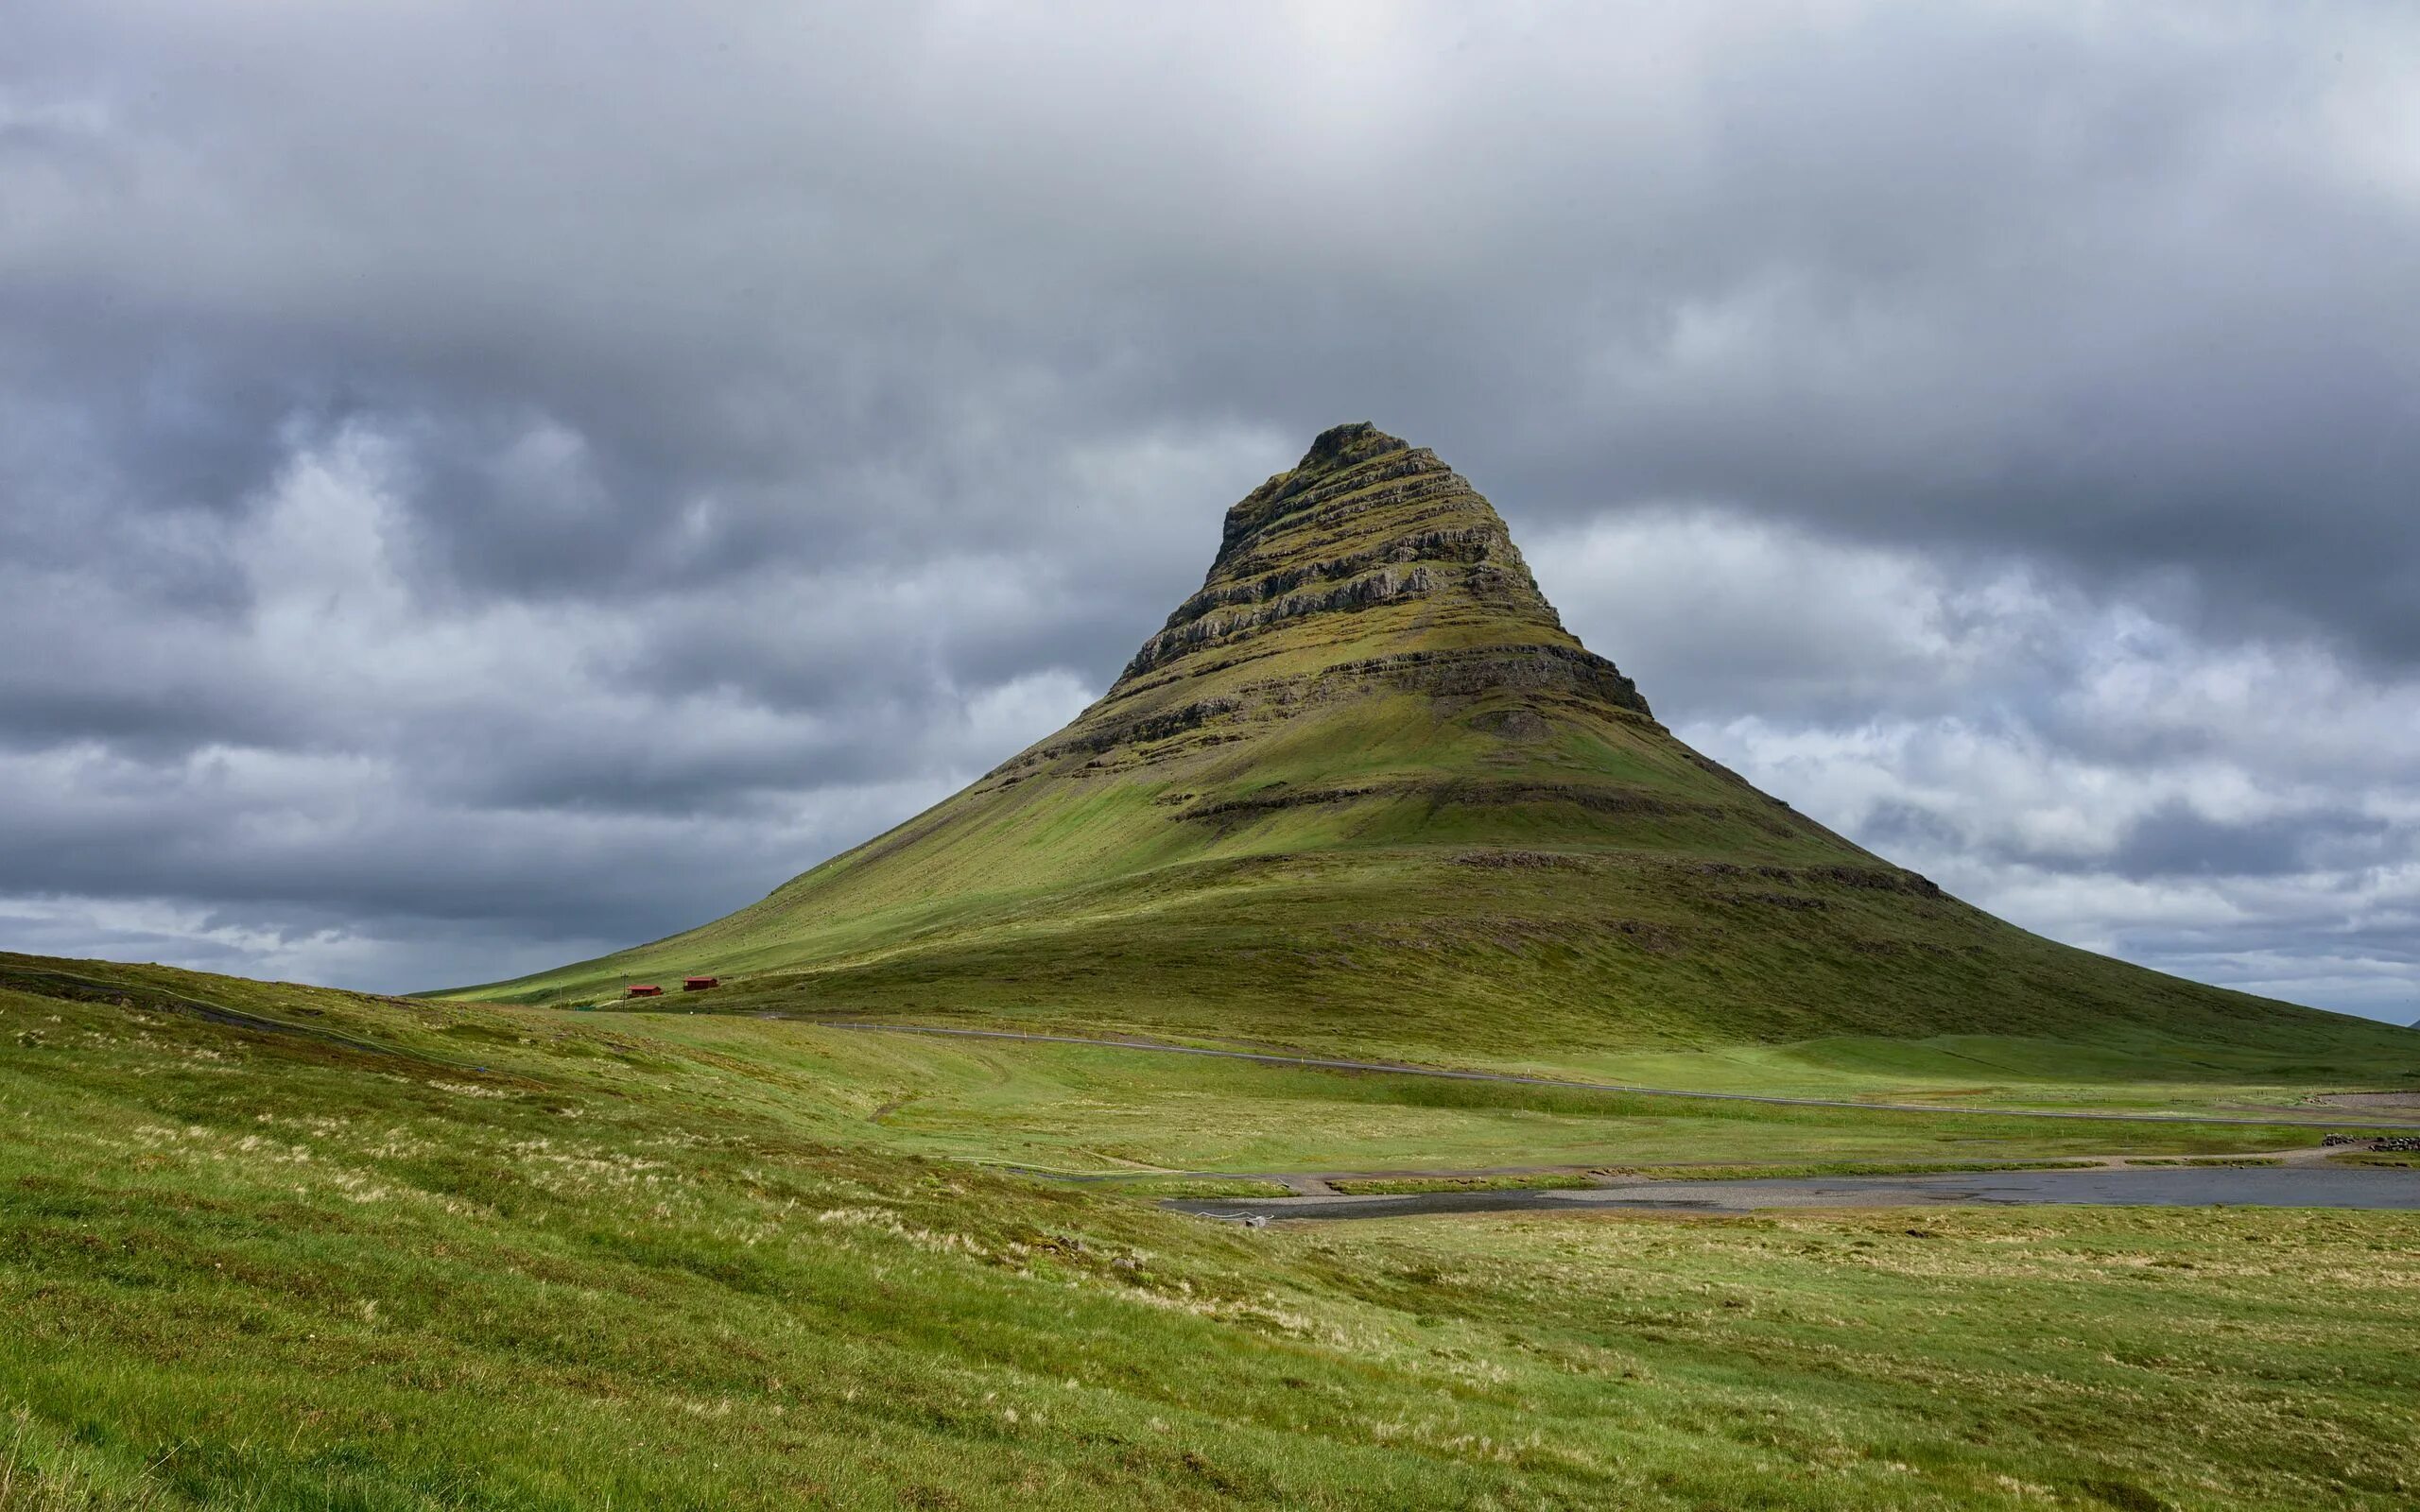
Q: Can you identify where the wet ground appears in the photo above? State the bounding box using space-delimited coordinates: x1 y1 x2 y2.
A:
1169 1164 2420 1222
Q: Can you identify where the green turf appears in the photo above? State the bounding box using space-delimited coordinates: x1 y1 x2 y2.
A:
8 953 2420 1507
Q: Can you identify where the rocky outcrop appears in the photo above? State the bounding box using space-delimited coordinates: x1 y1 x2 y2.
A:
1214 421 1420 563
990 421 1663 795
1046 696 1243 759
1317 644 1651 715
1108 423 1599 691
1122 565 1437 678
1158 524 1508 631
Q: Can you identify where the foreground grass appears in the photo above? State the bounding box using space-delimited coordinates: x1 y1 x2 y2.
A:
5 954 2418 1507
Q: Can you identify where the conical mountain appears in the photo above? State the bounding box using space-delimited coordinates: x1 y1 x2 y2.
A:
455 424 2395 1066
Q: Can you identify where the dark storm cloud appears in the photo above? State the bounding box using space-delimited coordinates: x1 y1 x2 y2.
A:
4 1 2416 1008
18 2 2411 634
2109 803 2394 883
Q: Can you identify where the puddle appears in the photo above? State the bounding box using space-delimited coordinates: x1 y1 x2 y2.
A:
1169 1165 2420 1222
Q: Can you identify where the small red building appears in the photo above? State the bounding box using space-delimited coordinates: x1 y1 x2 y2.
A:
626 984 664 998
683 976 720 991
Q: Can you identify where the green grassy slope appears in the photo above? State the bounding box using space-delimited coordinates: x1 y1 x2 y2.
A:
7 953 2418 1509
448 422 2403 1074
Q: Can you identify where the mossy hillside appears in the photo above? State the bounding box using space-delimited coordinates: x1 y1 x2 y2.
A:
8 954 2418 1509
449 425 2409 1076
490 846 2419 1082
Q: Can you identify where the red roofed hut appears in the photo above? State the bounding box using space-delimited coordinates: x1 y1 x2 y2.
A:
626 984 664 998
683 976 720 991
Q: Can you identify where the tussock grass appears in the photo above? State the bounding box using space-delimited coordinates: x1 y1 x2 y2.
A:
6 954 2418 1507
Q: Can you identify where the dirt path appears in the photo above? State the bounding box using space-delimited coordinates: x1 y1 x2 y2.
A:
813 1021 2420 1130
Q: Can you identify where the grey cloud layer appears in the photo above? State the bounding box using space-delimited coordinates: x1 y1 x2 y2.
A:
1530 511 2420 1020
4 2 2415 1015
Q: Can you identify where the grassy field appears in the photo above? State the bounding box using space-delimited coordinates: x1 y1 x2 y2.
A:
444 1011 2358 1177
7 952 2420 1508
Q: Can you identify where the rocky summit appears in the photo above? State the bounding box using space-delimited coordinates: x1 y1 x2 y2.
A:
454 425 2361 1064
1115 421 1616 689
992 421 1656 811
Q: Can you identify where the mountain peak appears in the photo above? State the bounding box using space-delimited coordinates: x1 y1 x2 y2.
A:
1216 421 1431 569
462 425 2378 1084
1297 420 1410 472
1122 423 1613 706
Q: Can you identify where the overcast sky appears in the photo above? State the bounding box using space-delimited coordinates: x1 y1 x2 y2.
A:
5 2 2416 1021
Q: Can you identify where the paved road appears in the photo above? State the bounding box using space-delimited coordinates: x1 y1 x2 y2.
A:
1169 1164 2420 1222
814 1021 2420 1130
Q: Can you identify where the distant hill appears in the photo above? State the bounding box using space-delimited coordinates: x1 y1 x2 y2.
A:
448 424 2408 1067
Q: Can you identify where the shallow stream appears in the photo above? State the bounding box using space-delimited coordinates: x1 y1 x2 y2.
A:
1168 1165 2420 1222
